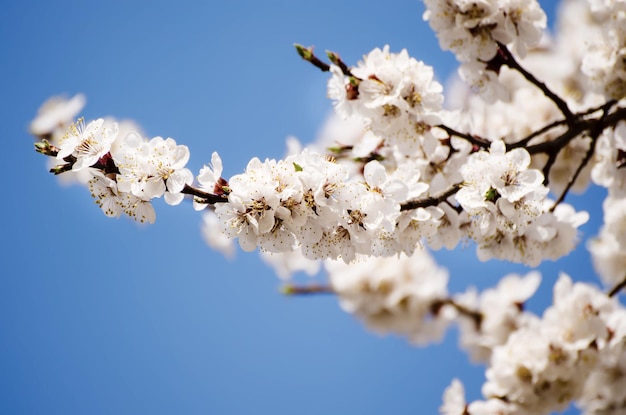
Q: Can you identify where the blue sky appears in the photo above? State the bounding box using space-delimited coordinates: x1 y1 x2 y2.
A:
0 1 605 414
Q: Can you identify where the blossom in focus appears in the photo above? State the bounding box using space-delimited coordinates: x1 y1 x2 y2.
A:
194 151 225 211
56 118 118 171
114 134 194 205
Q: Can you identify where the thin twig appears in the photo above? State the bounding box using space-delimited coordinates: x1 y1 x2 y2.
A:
326 50 354 77
181 184 228 204
432 299 482 330
400 182 462 212
608 275 626 297
281 284 334 296
549 104 611 211
497 42 574 121
437 124 490 149
549 134 596 211
509 118 567 149
294 44 331 72
509 101 618 150
541 151 559 187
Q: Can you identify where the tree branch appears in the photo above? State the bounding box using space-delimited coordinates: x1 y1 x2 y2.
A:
549 103 612 211
608 275 626 298
432 298 482 330
549 134 596 211
497 42 574 122
281 284 334 296
181 184 228 204
400 182 462 212
437 124 490 149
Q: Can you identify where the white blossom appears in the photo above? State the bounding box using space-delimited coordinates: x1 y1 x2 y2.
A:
57 118 118 171
423 0 546 63
194 151 224 211
114 134 193 205
456 271 541 362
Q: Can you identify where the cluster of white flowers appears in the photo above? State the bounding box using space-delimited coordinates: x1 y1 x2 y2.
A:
33 96 192 223
588 194 626 286
456 140 589 265
327 46 446 156
589 118 626 292
582 0 626 100
442 274 626 415
325 251 453 345
213 149 421 262
423 0 546 62
423 0 546 101
455 272 541 362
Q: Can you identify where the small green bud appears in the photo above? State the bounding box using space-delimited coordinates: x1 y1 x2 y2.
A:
294 43 313 61
326 50 340 65
280 285 295 295
484 187 500 203
327 146 344 154
50 163 72 175
34 139 59 157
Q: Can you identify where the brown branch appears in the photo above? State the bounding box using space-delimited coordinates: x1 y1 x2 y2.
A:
549 134 596 211
541 151 558 187
437 124 490 149
608 275 626 298
34 139 60 157
549 104 611 211
181 184 228 204
400 182 462 212
508 101 618 150
326 50 354 77
294 44 331 73
432 298 482 330
497 42 574 122
509 118 568 149
281 284 334 296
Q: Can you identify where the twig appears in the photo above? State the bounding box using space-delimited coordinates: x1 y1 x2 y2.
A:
509 101 618 150
509 118 567 149
437 124 490 149
432 298 482 330
549 104 611 211
281 284 334 296
497 42 574 122
608 275 626 298
181 184 228 204
549 134 596 211
326 50 354 77
541 151 558 187
400 182 462 212
294 44 331 72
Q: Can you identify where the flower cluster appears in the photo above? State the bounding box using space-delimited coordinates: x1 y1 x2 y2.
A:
34 102 192 224
442 274 626 415
455 272 541 362
213 150 420 262
325 251 453 345
582 0 626 100
456 140 588 265
588 194 626 286
423 0 546 62
327 46 445 156
422 0 546 101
